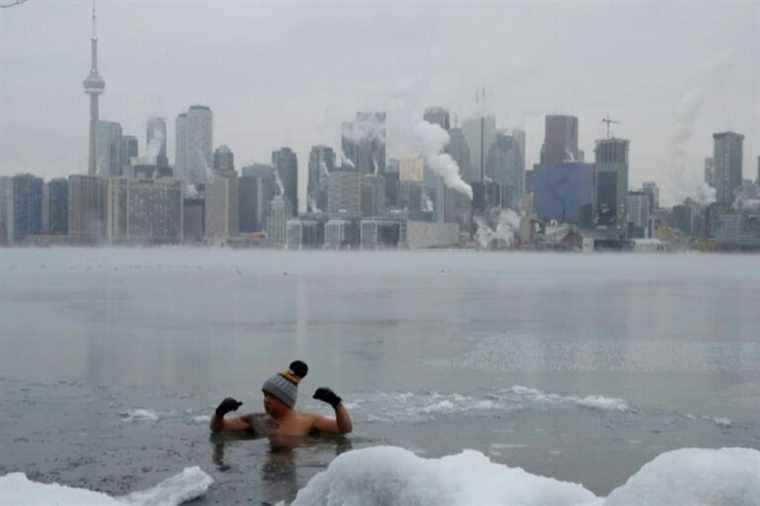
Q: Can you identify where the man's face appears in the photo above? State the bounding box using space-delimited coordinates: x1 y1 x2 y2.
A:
262 391 288 417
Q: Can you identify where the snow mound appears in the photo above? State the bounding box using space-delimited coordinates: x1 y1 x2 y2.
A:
0 466 213 506
290 446 760 506
291 446 596 506
602 447 760 506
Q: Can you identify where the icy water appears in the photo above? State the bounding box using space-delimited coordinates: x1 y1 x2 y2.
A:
1 248 759 504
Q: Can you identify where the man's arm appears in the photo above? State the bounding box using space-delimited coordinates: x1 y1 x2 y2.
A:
209 397 252 433
311 388 353 434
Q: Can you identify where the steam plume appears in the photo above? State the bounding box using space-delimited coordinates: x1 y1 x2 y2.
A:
413 120 473 199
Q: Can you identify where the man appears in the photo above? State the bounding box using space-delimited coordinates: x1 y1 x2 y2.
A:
209 360 352 436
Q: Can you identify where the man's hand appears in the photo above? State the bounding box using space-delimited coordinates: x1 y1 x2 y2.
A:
313 388 342 409
215 397 243 417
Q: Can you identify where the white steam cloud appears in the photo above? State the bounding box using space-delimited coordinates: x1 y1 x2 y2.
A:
666 51 734 205
413 120 473 200
474 209 520 248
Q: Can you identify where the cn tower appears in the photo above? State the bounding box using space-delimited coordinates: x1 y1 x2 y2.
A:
82 0 105 176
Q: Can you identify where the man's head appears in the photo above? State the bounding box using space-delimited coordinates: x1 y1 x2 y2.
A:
261 360 308 415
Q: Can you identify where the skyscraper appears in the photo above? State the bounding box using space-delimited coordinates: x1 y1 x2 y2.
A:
486 131 524 210
541 115 579 167
327 168 362 217
127 178 183 244
46 178 69 235
713 132 744 207
594 137 630 225
268 195 290 244
213 145 235 176
95 121 123 177
175 106 213 186
1 174 43 243
175 113 187 182
308 145 336 213
241 163 277 232
423 107 450 131
341 112 386 173
205 172 239 241
462 116 496 182
146 117 168 168
641 181 660 210
68 175 107 243
704 158 715 187
186 105 213 185
83 1 106 177
120 135 139 175
361 174 386 217
272 147 298 215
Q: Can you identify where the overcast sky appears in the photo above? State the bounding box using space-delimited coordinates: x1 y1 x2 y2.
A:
1 0 758 205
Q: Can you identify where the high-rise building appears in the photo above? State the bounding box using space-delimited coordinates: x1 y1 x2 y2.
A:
205 173 239 241
68 175 106 243
713 132 744 207
486 131 524 210
308 145 336 213
327 168 362 217
175 113 187 182
594 137 630 225
241 164 277 232
126 178 183 244
267 195 290 244
175 106 213 185
0 177 11 244
238 176 260 234
120 135 139 175
46 178 69 235
0 174 43 244
423 107 450 131
106 177 128 242
462 116 496 182
213 145 235 176
641 181 660 210
146 117 168 168
96 121 123 177
399 157 424 182
272 147 298 214
361 174 386 217
447 128 472 182
183 197 204 243
341 112 386 173
757 156 760 184
534 162 595 226
541 115 579 167
625 191 651 239
704 158 715 187
83 2 106 176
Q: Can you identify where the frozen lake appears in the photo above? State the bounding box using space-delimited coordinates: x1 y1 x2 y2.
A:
1 248 759 504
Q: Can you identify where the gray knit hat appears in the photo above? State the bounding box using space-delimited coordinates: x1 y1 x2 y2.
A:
262 360 308 408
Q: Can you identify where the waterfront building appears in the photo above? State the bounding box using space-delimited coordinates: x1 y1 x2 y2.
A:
594 137 630 225
713 132 744 207
272 147 298 214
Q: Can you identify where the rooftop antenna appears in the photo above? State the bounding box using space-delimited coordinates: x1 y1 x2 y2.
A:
602 114 620 139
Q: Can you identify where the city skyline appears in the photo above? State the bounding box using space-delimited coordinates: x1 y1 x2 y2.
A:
0 1 758 207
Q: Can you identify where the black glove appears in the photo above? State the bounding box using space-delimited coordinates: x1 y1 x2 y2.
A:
215 397 243 417
313 387 342 409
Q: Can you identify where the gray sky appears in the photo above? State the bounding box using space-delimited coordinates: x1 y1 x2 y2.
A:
1 0 758 205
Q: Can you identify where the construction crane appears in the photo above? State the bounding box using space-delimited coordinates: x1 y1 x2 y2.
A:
0 0 29 8
602 114 620 138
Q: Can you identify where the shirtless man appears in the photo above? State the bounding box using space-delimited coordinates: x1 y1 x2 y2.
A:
209 360 352 437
